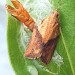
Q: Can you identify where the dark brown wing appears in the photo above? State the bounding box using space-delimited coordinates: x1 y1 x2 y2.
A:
24 26 43 59
40 36 59 64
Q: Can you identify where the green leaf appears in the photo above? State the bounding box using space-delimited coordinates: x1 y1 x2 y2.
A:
7 0 75 75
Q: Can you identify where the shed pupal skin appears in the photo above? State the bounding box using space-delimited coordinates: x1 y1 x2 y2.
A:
6 0 35 31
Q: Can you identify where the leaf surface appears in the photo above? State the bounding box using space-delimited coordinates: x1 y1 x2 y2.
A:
7 0 75 75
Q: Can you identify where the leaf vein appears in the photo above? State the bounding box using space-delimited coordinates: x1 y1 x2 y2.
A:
60 29 74 75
